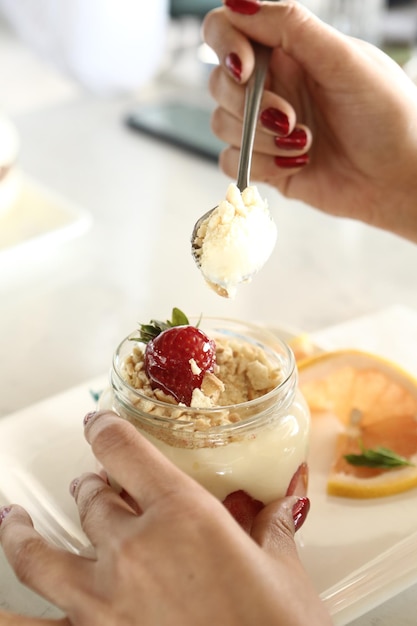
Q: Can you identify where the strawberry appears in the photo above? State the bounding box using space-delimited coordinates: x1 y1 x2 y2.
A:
135 308 216 406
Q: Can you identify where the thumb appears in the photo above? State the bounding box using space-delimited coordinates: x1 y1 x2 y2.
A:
251 496 310 557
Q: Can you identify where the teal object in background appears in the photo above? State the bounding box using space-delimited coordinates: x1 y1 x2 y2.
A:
170 0 220 18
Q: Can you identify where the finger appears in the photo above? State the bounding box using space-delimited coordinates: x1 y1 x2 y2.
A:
83 411 202 510
222 491 264 534
286 462 309 497
0 505 91 611
212 106 311 157
251 495 331 624
96 468 143 513
250 496 310 558
219 145 309 188
0 611 69 626
206 2 364 86
203 7 256 83
70 473 140 548
208 64 296 135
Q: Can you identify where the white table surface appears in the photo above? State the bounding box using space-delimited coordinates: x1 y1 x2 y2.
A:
0 15 416 626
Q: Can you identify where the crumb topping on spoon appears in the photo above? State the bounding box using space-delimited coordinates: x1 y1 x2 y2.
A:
192 183 277 298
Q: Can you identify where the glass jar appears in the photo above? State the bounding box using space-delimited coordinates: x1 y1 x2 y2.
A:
100 318 310 505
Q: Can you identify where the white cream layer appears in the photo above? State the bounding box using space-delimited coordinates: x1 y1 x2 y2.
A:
197 184 277 298
137 391 309 503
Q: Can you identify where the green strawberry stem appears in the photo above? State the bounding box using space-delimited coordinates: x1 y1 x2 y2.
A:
131 307 196 343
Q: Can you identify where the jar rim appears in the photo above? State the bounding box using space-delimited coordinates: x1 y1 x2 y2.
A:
111 317 296 415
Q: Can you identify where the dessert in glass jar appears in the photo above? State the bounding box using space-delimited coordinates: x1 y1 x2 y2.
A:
99 309 310 508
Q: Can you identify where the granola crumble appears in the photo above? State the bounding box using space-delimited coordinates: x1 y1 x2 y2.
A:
120 335 282 433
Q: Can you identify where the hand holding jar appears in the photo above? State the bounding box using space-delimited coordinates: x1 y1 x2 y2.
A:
0 410 331 626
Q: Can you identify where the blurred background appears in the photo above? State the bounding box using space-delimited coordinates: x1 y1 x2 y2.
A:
1 0 417 395
1 5 417 623
1 0 416 100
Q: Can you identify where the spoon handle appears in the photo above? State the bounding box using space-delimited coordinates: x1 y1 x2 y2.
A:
236 42 271 192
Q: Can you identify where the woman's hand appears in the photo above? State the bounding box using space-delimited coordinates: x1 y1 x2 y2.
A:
0 410 331 626
203 0 417 241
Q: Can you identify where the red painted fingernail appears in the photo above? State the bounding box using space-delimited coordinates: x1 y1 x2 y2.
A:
274 154 310 168
260 107 290 136
225 0 261 15
83 410 97 426
292 497 310 532
223 490 264 534
274 127 308 150
0 506 12 525
286 463 309 497
225 52 242 82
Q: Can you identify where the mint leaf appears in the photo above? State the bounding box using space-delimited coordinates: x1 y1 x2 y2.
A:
344 441 414 469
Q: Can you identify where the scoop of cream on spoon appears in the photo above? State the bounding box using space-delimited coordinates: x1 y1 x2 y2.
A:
191 42 277 298
192 183 277 298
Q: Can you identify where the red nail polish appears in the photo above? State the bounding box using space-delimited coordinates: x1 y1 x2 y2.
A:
286 463 309 497
0 506 12 525
274 127 307 150
274 154 310 168
223 490 264 534
260 108 290 136
225 52 242 82
225 0 261 15
292 497 310 532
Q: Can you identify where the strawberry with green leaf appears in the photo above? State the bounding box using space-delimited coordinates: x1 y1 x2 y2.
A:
134 308 216 406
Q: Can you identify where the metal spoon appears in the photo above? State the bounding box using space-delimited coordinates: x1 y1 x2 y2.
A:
191 42 272 276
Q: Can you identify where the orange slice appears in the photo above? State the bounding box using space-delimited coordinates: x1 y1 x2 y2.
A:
298 350 417 498
288 333 322 363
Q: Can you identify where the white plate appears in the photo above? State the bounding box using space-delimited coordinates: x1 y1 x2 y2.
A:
0 172 92 262
1 307 417 624
289 306 417 624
